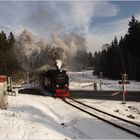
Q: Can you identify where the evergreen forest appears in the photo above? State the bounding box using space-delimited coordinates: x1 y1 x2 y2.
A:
93 16 140 81
0 31 22 81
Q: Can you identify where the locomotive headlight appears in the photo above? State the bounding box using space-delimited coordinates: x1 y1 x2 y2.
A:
56 85 59 87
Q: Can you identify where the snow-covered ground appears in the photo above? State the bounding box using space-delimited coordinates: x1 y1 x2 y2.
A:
68 70 140 91
0 71 140 139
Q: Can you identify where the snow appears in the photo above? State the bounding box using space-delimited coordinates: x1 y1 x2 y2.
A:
76 99 140 123
68 70 140 91
0 70 140 139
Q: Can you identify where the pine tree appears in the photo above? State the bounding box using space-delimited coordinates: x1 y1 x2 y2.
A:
8 32 15 48
88 52 94 67
126 15 140 57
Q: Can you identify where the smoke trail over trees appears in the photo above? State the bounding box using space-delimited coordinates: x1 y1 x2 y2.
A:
14 30 64 71
14 30 89 71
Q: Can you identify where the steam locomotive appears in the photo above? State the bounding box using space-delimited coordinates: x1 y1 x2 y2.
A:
40 69 70 97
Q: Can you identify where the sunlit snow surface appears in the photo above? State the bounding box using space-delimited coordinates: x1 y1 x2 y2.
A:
0 71 140 139
68 70 140 91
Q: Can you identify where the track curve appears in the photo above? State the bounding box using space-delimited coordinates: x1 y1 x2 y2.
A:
63 98 140 138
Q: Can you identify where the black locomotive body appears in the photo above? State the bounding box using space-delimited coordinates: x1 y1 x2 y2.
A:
40 69 70 97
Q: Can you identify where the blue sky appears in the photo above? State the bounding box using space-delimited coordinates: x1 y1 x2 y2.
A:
0 1 140 52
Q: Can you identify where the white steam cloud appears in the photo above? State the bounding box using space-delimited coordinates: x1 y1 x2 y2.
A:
56 59 62 70
14 30 88 71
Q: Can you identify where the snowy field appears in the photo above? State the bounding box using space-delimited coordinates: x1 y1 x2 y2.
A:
68 71 140 91
0 71 140 139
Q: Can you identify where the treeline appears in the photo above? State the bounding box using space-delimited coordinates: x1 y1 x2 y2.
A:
65 50 94 71
73 50 94 70
0 31 23 80
93 16 140 80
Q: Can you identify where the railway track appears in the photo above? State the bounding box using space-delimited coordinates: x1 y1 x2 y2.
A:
63 98 140 138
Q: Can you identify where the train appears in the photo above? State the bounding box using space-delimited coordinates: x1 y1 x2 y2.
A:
40 69 70 97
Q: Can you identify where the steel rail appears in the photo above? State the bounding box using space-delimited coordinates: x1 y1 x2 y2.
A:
63 98 140 138
71 98 140 127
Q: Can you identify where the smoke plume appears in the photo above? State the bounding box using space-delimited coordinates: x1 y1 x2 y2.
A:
56 59 62 70
14 30 88 71
52 32 87 57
